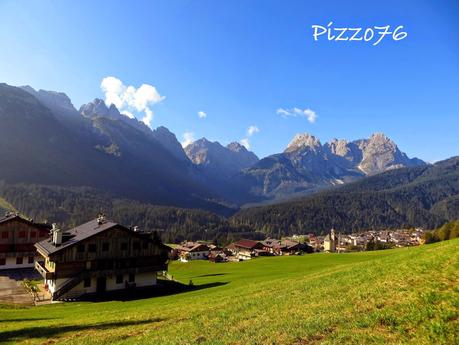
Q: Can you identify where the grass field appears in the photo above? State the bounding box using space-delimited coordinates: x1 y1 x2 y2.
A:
0 240 457 345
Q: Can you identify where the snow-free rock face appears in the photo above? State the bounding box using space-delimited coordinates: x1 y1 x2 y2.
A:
80 98 123 120
79 98 151 135
185 139 259 178
151 126 189 162
355 133 421 175
21 85 81 119
285 133 322 153
236 132 425 202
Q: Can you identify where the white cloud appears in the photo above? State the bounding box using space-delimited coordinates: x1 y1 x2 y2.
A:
100 76 165 128
240 138 250 149
121 110 135 119
247 125 259 136
181 132 195 147
276 107 317 123
240 125 259 150
198 111 207 119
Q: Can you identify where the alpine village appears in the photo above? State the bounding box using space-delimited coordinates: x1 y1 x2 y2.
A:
0 3 458 342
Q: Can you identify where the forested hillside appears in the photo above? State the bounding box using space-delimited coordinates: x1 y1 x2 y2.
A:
0 182 259 244
231 157 459 235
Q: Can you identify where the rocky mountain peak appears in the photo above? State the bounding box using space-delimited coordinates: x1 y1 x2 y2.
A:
227 142 248 153
285 133 322 153
79 98 111 118
185 138 258 177
21 85 77 113
327 138 350 157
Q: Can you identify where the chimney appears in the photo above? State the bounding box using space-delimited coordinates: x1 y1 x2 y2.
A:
97 213 106 225
52 223 62 246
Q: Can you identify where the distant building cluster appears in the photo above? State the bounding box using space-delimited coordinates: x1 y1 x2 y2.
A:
308 228 425 252
173 238 313 263
174 228 426 262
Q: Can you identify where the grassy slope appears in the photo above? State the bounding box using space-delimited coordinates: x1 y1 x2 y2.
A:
0 240 457 345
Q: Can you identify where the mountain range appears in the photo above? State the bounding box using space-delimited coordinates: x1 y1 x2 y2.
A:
231 156 459 234
0 82 458 240
0 82 426 212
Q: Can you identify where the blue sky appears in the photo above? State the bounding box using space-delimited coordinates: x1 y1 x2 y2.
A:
0 0 458 162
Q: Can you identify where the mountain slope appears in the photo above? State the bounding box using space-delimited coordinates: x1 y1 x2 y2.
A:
185 138 259 178
231 156 459 234
0 83 230 214
233 133 425 203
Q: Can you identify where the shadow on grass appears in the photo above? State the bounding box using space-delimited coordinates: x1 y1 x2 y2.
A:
195 273 227 277
0 318 165 343
0 318 56 323
76 280 228 302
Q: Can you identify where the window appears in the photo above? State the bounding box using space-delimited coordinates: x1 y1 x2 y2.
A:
102 243 109 251
128 273 135 282
83 278 91 287
16 257 23 265
77 244 85 253
1 232 8 239
133 242 140 250
18 231 26 238
28 256 34 264
116 275 123 284
88 244 97 252
0 258 5 265
121 242 128 251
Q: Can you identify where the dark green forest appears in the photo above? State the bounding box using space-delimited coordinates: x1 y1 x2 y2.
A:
0 182 262 244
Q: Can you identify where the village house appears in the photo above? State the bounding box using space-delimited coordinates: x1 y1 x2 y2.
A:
34 215 170 301
176 241 210 262
261 238 311 255
226 239 265 260
0 212 51 270
208 250 228 263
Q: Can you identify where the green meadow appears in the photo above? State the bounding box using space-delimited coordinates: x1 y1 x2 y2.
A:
0 240 457 345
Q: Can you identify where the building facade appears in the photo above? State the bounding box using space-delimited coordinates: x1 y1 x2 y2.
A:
176 242 210 262
226 239 265 260
0 213 51 270
323 229 338 252
35 216 170 300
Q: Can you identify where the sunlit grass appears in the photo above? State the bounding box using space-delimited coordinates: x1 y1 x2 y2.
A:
0 240 457 344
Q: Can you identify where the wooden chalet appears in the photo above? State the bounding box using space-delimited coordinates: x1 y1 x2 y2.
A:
262 238 312 255
226 239 265 260
34 215 170 301
176 242 210 262
0 212 51 270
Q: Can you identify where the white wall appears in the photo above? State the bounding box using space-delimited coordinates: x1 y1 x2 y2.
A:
188 251 209 260
0 255 40 270
46 271 158 299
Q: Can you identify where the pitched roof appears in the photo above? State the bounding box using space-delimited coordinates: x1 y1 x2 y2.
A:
231 239 262 250
0 213 51 230
177 242 210 252
35 218 126 256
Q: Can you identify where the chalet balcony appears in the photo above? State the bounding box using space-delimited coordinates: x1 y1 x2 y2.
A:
35 261 54 280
